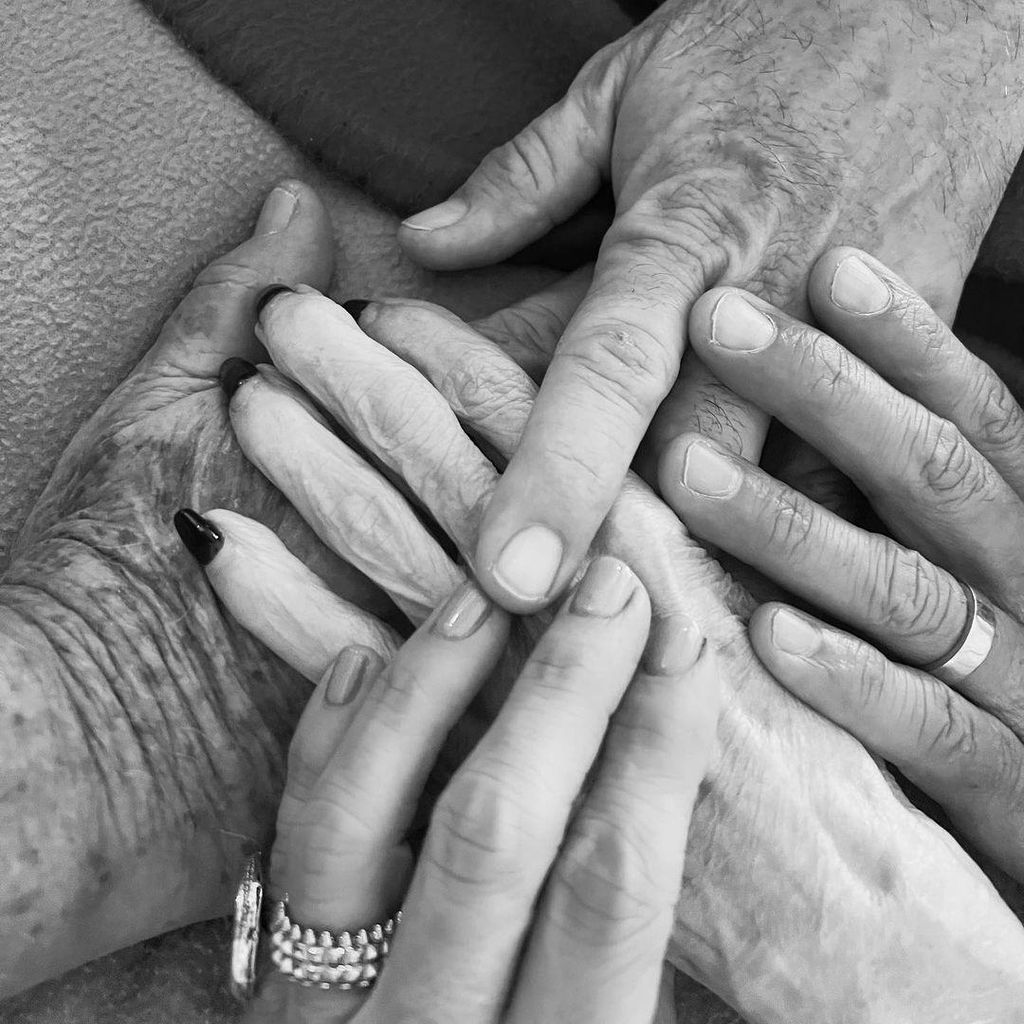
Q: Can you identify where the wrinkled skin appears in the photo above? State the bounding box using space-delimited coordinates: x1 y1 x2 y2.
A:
401 0 1024 618
226 288 1024 1023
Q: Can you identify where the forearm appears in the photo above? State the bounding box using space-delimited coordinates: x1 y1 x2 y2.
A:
0 543 290 995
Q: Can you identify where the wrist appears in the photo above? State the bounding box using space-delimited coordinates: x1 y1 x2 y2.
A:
0 535 302 994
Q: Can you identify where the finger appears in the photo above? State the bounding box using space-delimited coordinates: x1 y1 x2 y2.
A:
641 348 768 482
686 287 1024 613
149 180 333 377
290 580 510 931
809 247 1024 498
508 617 719 1024
255 290 499 561
225 364 463 623
196 509 399 683
659 432 1024 728
397 60 619 270
352 299 538 464
750 604 1024 882
474 231 702 612
470 264 594 380
277 582 509 1024
370 557 651 1023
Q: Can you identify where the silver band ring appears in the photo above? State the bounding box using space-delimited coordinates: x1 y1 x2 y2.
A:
920 582 997 685
268 899 401 990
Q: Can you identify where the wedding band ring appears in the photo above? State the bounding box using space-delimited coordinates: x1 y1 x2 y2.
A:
920 582 996 685
268 900 401 990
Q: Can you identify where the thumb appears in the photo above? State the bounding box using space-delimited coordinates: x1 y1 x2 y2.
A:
398 61 621 271
147 179 334 376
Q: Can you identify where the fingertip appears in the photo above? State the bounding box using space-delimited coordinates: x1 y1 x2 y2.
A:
475 520 570 615
686 287 731 349
808 246 894 321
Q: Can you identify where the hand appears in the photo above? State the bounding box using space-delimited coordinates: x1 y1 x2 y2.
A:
0 181 400 994
219 285 1024 1020
194 528 716 1024
658 247 1024 882
396 0 1024 616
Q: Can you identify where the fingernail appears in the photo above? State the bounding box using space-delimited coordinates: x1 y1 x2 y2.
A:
401 197 468 232
323 646 376 706
771 608 821 657
342 299 371 323
491 524 564 603
830 255 892 315
173 508 224 566
710 293 776 351
219 357 259 401
254 283 295 322
681 441 742 498
643 614 705 675
432 580 493 639
254 186 298 236
571 557 638 617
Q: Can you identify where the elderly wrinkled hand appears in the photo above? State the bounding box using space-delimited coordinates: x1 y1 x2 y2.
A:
205 284 1024 1021
658 247 1024 883
397 0 1024 619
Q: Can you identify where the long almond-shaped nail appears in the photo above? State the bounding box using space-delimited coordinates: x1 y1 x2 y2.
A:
432 581 493 640
173 509 224 566
571 556 639 617
323 646 377 706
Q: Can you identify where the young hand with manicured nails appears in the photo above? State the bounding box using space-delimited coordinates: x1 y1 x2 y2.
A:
195 281 1024 1021
659 247 1024 883
397 0 1024 621
183 529 716 1024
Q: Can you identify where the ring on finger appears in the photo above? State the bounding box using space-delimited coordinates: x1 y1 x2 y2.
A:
919 582 997 685
268 899 402 990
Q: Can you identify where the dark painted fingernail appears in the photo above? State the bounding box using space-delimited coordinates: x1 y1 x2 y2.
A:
342 299 371 323
323 646 377 706
219 358 259 401
254 283 294 321
173 508 224 566
432 580 493 640
643 614 704 675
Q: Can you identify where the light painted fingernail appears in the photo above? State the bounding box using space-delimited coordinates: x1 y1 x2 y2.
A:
710 293 776 351
254 186 298 237
571 557 638 618
830 255 892 315
492 524 564 602
323 646 376 706
401 197 469 232
771 608 821 657
681 441 742 498
432 580 493 640
643 614 704 675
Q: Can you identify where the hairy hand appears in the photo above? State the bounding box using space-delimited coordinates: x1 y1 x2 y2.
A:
398 0 1024 618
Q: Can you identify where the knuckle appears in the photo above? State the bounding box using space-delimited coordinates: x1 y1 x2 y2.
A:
910 418 990 508
967 374 1024 454
425 766 532 896
923 687 979 766
765 491 816 555
479 129 556 207
870 544 958 641
548 815 671 944
566 320 677 421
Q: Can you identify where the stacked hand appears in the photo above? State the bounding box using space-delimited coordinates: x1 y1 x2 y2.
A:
188 271 1024 1022
657 248 1024 883
398 0 1024 621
